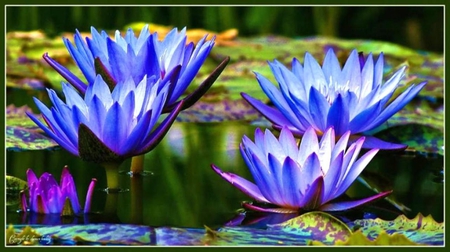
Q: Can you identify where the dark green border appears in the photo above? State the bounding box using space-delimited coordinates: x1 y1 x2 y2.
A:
2 1 447 251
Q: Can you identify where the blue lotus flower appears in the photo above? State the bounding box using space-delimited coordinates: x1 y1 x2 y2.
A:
212 126 391 213
242 49 427 149
27 74 183 164
43 25 229 112
21 166 96 215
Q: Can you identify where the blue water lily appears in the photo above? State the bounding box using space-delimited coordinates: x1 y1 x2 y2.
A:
43 25 228 112
212 126 391 213
242 49 427 149
27 74 183 164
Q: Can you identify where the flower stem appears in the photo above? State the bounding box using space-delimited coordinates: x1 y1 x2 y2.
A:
102 162 121 190
130 155 145 175
130 176 143 224
103 190 119 217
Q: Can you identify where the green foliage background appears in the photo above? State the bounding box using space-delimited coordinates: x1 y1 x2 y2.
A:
5 6 443 53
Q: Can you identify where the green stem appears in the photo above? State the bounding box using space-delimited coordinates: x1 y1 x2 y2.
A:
130 176 143 224
130 155 145 175
103 191 118 217
102 162 121 190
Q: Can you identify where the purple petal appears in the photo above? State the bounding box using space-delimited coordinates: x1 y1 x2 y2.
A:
303 52 327 89
102 102 126 153
64 37 97 85
322 151 344 203
281 157 304 208
320 190 392 211
250 153 281 204
339 50 361 91
26 168 38 187
60 166 82 213
120 110 152 154
84 178 97 213
278 126 298 157
335 148 379 197
308 87 330 132
350 135 407 150
143 34 162 78
300 176 324 210
241 92 297 129
135 100 184 155
348 100 382 133
297 127 319 164
26 110 78 155
298 152 322 197
107 38 131 83
242 203 298 213
211 164 269 203
43 53 87 94
360 53 374 97
322 49 341 82
254 73 305 130
369 82 427 129
326 94 349 136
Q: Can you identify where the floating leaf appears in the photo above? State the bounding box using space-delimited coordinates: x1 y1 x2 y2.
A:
6 105 59 151
6 225 44 245
353 213 444 245
267 211 352 245
6 175 28 206
310 230 419 246
375 124 443 156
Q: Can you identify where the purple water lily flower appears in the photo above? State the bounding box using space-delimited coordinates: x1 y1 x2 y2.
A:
27 74 183 164
43 25 229 112
242 49 427 149
21 166 96 215
212 126 391 213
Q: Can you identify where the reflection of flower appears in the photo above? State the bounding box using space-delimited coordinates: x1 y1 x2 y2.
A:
27 74 182 164
242 49 426 149
21 167 96 215
43 25 222 110
212 126 391 213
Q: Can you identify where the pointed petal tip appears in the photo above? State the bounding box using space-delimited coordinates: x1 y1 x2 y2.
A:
242 202 298 214
360 136 408 150
320 190 392 212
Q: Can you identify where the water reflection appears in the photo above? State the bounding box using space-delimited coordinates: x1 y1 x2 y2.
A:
6 121 444 228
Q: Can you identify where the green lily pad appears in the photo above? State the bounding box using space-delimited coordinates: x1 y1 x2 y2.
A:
310 230 419 246
375 124 443 156
267 211 352 245
6 175 28 206
353 213 444 245
6 105 59 151
8 212 443 246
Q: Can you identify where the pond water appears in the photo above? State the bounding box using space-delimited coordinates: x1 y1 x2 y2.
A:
6 121 444 229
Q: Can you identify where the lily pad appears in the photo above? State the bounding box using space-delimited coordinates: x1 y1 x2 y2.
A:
6 175 28 206
374 124 443 156
267 211 352 245
310 230 419 246
353 213 444 245
6 105 59 151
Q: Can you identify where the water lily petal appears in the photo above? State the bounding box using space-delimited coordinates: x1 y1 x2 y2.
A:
211 164 269 203
320 190 392 211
